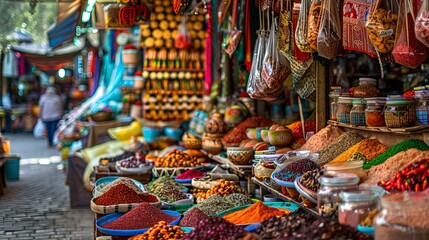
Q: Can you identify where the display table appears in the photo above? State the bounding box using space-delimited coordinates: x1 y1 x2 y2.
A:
252 177 319 216
201 150 254 194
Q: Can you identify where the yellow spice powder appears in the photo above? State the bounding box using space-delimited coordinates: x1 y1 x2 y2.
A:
328 139 388 164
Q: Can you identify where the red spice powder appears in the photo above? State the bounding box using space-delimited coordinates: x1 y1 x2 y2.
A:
179 207 209 228
140 193 158 203
176 169 205 180
94 183 144 205
102 202 178 230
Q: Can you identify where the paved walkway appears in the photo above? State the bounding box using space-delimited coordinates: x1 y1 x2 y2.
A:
0 133 93 239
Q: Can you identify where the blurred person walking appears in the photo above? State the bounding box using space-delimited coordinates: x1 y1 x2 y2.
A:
39 86 63 147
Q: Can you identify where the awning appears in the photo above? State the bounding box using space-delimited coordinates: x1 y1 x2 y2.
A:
47 0 83 49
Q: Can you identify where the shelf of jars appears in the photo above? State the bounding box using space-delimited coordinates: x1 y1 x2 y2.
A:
252 177 320 217
327 120 429 135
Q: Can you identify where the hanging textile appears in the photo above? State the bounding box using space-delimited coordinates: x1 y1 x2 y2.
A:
205 2 213 94
2 49 18 78
244 0 252 72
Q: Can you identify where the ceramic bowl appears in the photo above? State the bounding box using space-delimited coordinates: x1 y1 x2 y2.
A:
164 127 184 141
255 127 269 141
227 147 253 165
202 137 223 155
268 129 293 147
246 128 257 140
142 127 163 143
260 129 269 143
182 133 202 149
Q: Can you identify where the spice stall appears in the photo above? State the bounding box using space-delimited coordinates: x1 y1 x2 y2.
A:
67 0 429 239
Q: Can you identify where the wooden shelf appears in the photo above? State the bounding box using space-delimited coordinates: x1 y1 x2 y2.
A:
143 68 205 72
328 120 429 135
252 177 320 217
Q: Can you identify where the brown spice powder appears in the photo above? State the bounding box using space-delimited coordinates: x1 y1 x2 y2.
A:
363 149 429 186
299 126 344 153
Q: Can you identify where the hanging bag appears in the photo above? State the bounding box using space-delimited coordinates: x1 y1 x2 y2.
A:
365 0 400 54
277 0 292 55
392 0 428 69
343 0 377 58
415 0 429 47
307 0 323 51
295 0 312 52
317 0 344 59
223 0 242 57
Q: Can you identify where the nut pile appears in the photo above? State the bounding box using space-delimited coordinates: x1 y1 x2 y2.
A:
307 0 322 50
366 8 398 53
155 149 203 167
378 158 429 192
254 209 372 239
129 221 184 240
195 179 245 202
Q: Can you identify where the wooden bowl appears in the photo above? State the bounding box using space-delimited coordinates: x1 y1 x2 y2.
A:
90 111 115 122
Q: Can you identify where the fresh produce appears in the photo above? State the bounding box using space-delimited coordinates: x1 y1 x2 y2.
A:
299 168 324 192
182 216 245 240
276 159 319 182
102 203 178 230
155 149 203 167
94 184 158 205
223 202 290 225
378 158 429 192
363 139 429 170
195 179 245 202
222 116 273 145
299 126 344 153
129 221 183 240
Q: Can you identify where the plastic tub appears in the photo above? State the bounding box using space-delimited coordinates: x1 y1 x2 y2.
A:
5 157 20 180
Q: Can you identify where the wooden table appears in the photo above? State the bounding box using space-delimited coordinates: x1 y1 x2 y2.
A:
252 177 319 216
201 150 254 194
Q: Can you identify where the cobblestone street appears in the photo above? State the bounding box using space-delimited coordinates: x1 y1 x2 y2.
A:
0 134 93 239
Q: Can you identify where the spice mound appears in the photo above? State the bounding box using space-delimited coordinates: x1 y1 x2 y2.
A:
146 176 188 203
182 216 245 240
129 221 184 240
94 184 157 206
254 209 372 239
97 177 144 196
315 132 365 166
224 193 253 206
185 195 235 216
176 169 205 180
364 149 429 186
329 139 388 164
223 202 290 225
196 179 245 202
276 159 319 182
179 207 209 228
299 126 344 153
363 139 429 170
102 203 178 230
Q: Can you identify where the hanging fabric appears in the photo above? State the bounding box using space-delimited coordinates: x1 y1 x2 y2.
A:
222 0 242 56
205 1 213 94
244 0 252 72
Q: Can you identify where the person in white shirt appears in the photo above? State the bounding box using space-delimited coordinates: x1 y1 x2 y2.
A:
39 86 63 147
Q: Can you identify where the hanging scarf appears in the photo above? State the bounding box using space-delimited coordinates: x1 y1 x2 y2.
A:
244 0 252 72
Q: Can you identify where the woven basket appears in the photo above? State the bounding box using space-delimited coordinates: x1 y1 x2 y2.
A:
90 193 161 214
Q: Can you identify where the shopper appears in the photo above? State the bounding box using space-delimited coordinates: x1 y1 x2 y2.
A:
39 86 63 147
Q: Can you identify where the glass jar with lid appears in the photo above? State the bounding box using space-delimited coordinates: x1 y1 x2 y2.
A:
350 98 366 126
415 90 429 125
338 189 380 228
365 97 386 127
384 97 416 128
324 160 366 184
374 192 429 240
317 172 360 217
329 92 341 121
354 78 379 98
336 97 354 123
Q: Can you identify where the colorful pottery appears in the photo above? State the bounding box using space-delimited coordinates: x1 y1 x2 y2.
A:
227 147 253 165
206 112 228 134
224 104 247 127
268 129 293 147
256 127 269 141
182 132 202 149
260 130 269 143
202 134 223 155
246 128 258 140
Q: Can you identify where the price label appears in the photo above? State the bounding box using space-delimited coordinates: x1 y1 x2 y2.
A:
268 146 276 152
379 29 394 38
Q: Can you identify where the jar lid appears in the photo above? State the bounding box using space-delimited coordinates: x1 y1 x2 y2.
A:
352 98 365 104
381 192 429 209
365 97 387 104
338 97 356 103
359 186 387 198
319 172 360 187
340 189 379 202
359 78 377 85
325 161 364 171
329 92 341 98
386 97 415 105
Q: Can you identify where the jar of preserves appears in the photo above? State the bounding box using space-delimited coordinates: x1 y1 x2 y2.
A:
324 161 366 184
338 189 380 228
336 97 354 123
365 97 386 127
374 192 429 240
384 98 416 128
415 90 429 125
350 98 366 126
329 92 341 121
317 172 360 217
354 78 379 98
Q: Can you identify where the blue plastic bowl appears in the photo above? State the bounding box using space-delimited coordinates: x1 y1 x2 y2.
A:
96 210 181 236
271 170 296 188
164 127 184 141
357 225 374 235
142 127 163 143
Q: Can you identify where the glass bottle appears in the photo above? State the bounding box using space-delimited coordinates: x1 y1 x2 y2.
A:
336 97 354 123
329 92 341 121
338 189 379 228
365 97 386 127
317 172 360 218
350 98 366 126
374 192 429 240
